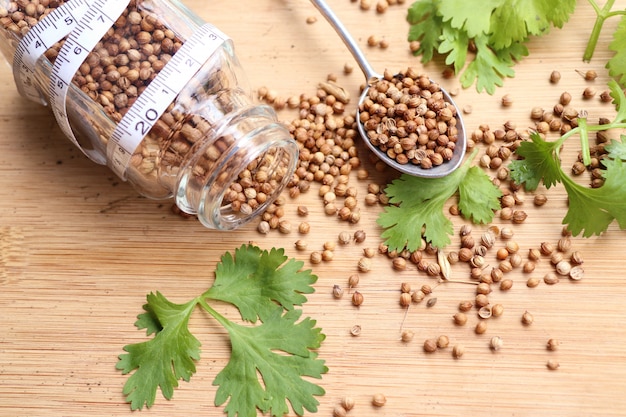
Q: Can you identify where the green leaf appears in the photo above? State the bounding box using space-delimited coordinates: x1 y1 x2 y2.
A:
509 132 563 190
562 158 626 236
205 245 317 323
407 0 445 62
377 150 500 250
213 309 327 417
458 166 503 224
607 79 626 122
116 292 201 410
607 14 626 87
439 24 469 73
437 0 501 38
605 136 626 161
460 36 516 94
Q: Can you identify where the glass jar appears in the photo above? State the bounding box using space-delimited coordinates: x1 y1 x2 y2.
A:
0 0 298 230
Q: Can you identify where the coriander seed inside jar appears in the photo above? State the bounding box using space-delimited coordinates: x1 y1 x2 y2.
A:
0 0 298 230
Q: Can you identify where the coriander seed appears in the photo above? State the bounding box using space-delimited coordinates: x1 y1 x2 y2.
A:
547 360 560 371
357 257 371 272
475 321 488 334
437 335 450 349
499 279 513 291
333 406 347 417
452 344 465 358
350 324 362 336
490 336 503 351
348 274 360 288
372 393 387 407
352 291 364 307
399 293 412 307
492 303 504 317
298 222 310 234
338 231 352 245
401 329 415 342
354 230 367 243
478 306 492 319
547 338 560 351
569 265 585 280
341 396 355 411
453 312 468 326
423 339 438 353
332 285 344 299
322 250 334 262
521 310 534 325
549 70 561 84
527 277 540 288
393 257 407 271
295 239 307 251
544 272 560 285
310 251 322 264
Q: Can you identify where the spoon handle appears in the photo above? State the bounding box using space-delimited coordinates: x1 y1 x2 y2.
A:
309 0 379 81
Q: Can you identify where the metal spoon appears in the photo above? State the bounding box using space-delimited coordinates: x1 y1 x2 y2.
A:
309 0 466 178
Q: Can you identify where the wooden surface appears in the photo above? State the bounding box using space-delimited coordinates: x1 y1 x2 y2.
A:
1 1 626 416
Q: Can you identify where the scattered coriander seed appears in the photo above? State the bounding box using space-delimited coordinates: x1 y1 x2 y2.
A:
512 210 528 224
412 290 426 303
358 257 372 272
333 406 347 417
529 248 542 261
423 339 438 353
297 205 308 216
350 324 362 336
257 221 270 234
534 194 548 206
421 284 433 295
569 265 585 281
547 338 560 351
501 94 513 107
477 282 492 295
555 260 572 276
295 239 307 251
401 329 415 342
452 344 465 358
332 285 344 299
459 301 474 312
354 230 367 243
492 303 504 317
392 257 407 271
338 231 352 245
523 261 536 274
540 242 555 255
352 291 364 306
549 70 561 84
310 251 322 264
348 274 360 288
426 297 438 308
521 310 534 325
363 247 376 258
475 321 488 334
583 87 596 99
400 282 411 293
343 62 354 75
399 292 412 307
453 312 468 326
600 89 612 102
490 336 503 351
278 220 292 234
324 241 336 251
478 306 492 319
341 396 356 411
500 279 513 291
298 222 310 234
527 277 540 288
475 294 489 307
557 237 572 252
500 227 514 240
547 360 560 371
437 335 450 349
544 272 560 285
570 251 584 265
372 393 387 407
322 250 334 262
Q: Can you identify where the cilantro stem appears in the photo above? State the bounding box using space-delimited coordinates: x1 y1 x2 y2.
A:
578 115 592 166
197 297 234 332
584 0 623 62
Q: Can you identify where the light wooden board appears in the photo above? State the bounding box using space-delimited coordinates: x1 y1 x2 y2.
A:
1 1 626 416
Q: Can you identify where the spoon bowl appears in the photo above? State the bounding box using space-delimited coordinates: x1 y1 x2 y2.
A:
310 0 466 178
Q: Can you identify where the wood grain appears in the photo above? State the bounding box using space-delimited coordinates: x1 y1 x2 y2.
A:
1 1 626 416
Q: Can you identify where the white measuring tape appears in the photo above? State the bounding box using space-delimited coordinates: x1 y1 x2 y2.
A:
12 0 228 179
12 0 92 104
108 23 227 179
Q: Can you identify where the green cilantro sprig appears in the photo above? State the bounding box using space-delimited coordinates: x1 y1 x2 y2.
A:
116 245 327 416
509 80 626 237
584 0 626 87
377 149 502 251
407 0 576 94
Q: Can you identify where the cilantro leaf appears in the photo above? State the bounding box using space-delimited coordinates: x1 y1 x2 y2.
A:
407 0 445 62
608 15 626 89
562 158 626 236
460 36 516 94
458 166 503 224
605 136 626 161
378 150 501 250
437 0 500 38
206 245 316 323
116 292 201 410
407 0 575 94
213 309 327 417
509 133 563 190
